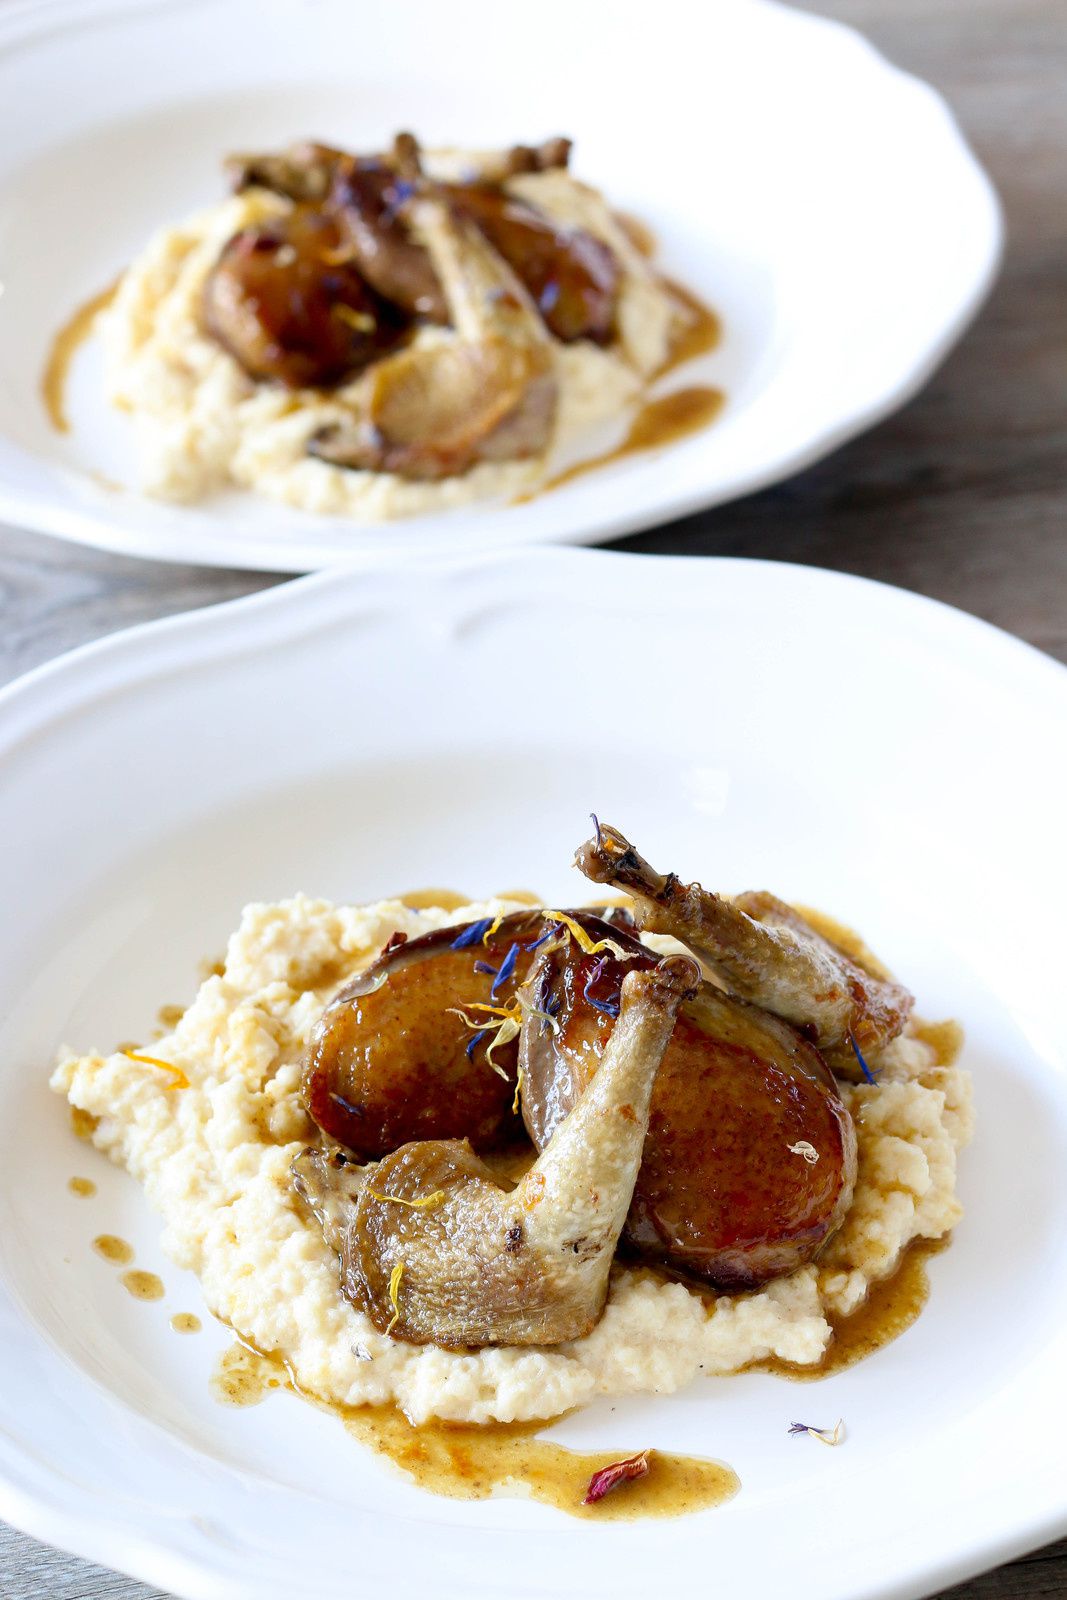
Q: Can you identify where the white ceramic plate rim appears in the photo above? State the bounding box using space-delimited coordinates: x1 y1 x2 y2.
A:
0 0 1002 571
0 551 1066 1600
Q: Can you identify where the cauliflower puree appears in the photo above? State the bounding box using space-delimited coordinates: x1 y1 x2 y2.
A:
51 895 973 1426
104 165 681 515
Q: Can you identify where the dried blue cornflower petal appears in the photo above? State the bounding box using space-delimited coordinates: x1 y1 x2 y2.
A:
583 955 621 1019
849 1032 878 1085
526 924 556 952
465 1028 489 1060
590 812 603 845
451 919 493 950
491 942 520 998
473 960 496 976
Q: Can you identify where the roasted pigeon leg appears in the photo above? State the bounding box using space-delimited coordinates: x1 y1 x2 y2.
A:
296 957 696 1347
520 922 857 1288
301 908 627 1159
575 823 913 1076
309 195 558 478
202 205 404 387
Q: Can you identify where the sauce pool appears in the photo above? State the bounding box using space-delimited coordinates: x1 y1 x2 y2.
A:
93 1234 133 1266
210 1342 738 1520
530 386 725 498
121 1269 165 1301
41 278 120 433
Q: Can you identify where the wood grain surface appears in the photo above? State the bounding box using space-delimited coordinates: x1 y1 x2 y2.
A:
0 1 1063 1594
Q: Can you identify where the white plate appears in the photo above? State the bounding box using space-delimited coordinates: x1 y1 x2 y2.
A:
0 0 1000 572
1 548 1066 1600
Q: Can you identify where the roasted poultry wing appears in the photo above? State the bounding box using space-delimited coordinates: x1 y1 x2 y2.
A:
575 821 914 1076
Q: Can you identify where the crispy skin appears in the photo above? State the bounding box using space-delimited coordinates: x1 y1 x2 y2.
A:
301 908 626 1159
575 823 914 1075
202 205 403 388
295 959 696 1346
520 926 857 1289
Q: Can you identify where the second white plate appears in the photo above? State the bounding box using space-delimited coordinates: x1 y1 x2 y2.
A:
0 550 1065 1600
0 0 1000 570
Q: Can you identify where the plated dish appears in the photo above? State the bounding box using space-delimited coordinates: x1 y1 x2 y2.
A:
2 551 1065 1600
0 0 1001 570
52 819 970 1509
94 132 717 516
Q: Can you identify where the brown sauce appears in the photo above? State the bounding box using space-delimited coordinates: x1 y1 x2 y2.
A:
93 1234 133 1266
342 1407 738 1520
68 1176 96 1198
171 1313 202 1335
211 1342 737 1519
70 1106 99 1140
211 1342 285 1406
754 1235 950 1381
658 278 722 376
530 386 724 500
41 278 120 432
121 1269 165 1301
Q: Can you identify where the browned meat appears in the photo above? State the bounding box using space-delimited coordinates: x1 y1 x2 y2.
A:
301 908 624 1159
575 823 914 1076
225 140 348 201
294 957 697 1346
201 205 403 388
501 137 573 176
308 196 558 478
327 158 449 322
520 921 857 1289
443 184 618 344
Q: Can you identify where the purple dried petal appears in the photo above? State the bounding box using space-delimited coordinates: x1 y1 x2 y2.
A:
583 1450 650 1505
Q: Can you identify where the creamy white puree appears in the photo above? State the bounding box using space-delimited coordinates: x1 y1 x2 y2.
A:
52 894 972 1425
104 164 682 514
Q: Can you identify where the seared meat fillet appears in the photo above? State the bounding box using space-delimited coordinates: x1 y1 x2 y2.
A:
576 822 914 1075
301 908 624 1159
294 958 696 1346
520 921 857 1289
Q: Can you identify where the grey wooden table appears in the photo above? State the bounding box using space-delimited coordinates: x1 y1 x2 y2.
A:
1 1 1064 1594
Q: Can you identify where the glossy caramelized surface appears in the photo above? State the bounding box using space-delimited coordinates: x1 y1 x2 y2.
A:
202 204 404 388
522 932 856 1288
301 911 546 1157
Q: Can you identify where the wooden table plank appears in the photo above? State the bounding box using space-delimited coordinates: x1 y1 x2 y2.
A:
0 1 1063 1593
